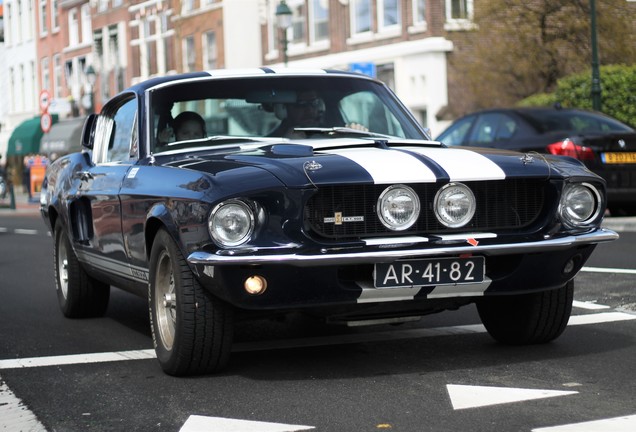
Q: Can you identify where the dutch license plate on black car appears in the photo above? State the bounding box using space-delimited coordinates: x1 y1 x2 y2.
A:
374 257 485 288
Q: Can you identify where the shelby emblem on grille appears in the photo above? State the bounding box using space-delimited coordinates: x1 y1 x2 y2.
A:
323 212 365 225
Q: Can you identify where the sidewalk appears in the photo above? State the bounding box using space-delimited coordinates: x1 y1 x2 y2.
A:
0 187 41 216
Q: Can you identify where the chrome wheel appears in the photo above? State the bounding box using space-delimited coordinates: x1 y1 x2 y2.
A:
154 249 176 351
57 236 69 299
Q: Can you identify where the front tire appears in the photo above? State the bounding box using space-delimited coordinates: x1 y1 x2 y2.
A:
477 281 574 345
149 229 234 376
54 219 110 318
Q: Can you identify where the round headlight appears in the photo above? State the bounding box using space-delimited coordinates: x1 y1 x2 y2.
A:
560 183 601 227
434 183 476 228
377 185 421 231
209 199 255 247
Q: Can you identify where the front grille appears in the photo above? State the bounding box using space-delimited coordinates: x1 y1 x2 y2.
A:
305 180 547 240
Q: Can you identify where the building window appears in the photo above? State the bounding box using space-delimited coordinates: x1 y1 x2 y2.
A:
39 0 48 35
445 0 474 30
413 0 426 25
448 0 470 19
310 0 328 43
203 31 217 70
51 0 59 30
42 57 50 92
289 0 306 44
68 9 79 46
183 0 195 14
98 0 108 13
379 0 400 29
183 36 196 72
53 54 63 98
81 4 92 43
351 0 372 35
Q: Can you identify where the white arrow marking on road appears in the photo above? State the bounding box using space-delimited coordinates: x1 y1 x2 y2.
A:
0 374 46 432
532 414 636 431
447 384 578 410
179 415 314 432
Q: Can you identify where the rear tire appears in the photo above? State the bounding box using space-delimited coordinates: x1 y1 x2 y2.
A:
149 229 234 376
477 281 573 345
54 219 110 318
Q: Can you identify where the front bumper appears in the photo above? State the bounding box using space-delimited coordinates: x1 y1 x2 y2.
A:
188 229 618 267
187 229 618 313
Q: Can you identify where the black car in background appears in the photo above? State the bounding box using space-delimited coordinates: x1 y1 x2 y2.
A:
436 107 636 215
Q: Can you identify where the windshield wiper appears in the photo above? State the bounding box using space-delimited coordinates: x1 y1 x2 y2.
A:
292 127 394 139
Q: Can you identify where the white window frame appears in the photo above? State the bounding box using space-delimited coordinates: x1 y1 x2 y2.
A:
42 57 50 93
68 8 79 46
350 0 372 36
81 4 92 43
309 0 329 44
182 36 196 72
444 0 475 31
51 0 60 31
378 0 400 32
53 54 63 98
202 31 217 70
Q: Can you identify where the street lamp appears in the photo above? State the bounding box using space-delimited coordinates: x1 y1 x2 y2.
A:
590 0 601 111
275 0 292 66
84 65 97 114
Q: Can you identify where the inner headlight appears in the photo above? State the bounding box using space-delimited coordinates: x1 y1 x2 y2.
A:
434 182 476 228
209 199 255 247
559 183 602 227
377 185 420 231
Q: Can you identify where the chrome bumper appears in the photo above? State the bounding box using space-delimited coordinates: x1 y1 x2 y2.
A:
187 229 618 268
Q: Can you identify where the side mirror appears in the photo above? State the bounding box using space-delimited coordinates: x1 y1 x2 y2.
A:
81 114 97 149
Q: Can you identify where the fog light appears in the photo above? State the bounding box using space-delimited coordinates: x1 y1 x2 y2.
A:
244 275 267 295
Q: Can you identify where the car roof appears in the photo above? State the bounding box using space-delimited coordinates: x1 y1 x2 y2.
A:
459 106 634 132
124 68 373 97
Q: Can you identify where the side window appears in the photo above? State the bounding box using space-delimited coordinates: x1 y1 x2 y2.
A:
108 98 137 163
437 115 474 146
339 91 405 138
468 113 516 144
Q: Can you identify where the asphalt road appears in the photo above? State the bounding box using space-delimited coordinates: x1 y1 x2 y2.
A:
0 211 635 432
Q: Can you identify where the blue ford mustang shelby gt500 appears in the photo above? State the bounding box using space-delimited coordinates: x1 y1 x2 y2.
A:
40 69 618 376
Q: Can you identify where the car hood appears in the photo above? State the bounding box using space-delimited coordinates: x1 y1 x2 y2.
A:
165 138 588 188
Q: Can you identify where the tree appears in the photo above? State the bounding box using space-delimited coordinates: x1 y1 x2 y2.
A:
448 0 636 115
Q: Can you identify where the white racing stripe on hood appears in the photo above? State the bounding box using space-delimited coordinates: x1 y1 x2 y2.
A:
403 147 506 181
324 147 437 184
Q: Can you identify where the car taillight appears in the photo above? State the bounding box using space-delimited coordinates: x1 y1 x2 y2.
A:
546 139 595 160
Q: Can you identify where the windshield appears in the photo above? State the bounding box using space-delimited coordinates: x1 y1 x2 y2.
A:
149 75 427 153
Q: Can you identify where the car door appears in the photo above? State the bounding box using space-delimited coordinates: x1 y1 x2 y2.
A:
74 95 138 282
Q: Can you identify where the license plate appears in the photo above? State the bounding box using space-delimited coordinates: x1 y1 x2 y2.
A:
374 257 485 288
601 152 636 164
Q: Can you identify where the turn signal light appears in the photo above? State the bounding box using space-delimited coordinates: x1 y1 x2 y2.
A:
244 275 268 295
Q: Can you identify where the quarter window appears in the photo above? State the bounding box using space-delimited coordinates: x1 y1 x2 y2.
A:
106 98 137 163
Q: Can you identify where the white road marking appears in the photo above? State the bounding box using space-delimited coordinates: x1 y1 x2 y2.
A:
0 375 47 431
0 349 156 370
581 266 636 275
447 384 578 410
180 415 314 432
2 311 633 371
13 229 39 235
532 414 636 431
572 300 611 310
0 227 41 235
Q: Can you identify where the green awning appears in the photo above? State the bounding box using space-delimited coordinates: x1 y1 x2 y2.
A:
40 116 86 156
7 115 59 156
